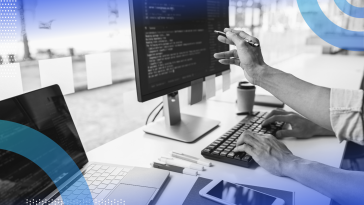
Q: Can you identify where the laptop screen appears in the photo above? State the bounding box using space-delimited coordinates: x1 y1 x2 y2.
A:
0 85 88 204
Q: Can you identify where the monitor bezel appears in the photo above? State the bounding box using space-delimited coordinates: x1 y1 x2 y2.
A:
129 0 230 102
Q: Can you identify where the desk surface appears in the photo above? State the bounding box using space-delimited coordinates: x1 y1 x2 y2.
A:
87 54 364 205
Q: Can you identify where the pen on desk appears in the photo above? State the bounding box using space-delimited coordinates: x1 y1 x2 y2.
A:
214 30 260 47
159 157 205 171
171 151 212 167
151 161 198 176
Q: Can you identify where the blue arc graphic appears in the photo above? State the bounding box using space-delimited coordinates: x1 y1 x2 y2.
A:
0 120 94 205
334 0 364 18
297 0 364 51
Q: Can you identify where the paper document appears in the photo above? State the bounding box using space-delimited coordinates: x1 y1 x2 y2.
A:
222 69 231 92
39 57 75 95
0 63 23 100
85 53 112 89
205 75 216 99
188 79 203 105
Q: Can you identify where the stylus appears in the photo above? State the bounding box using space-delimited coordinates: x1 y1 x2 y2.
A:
151 162 198 176
159 157 205 171
214 30 260 47
171 151 212 167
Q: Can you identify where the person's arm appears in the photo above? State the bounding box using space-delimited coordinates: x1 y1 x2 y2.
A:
235 131 364 205
259 66 332 131
284 157 364 205
214 29 332 130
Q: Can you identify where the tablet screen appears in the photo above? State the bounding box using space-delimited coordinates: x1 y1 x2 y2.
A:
206 180 276 205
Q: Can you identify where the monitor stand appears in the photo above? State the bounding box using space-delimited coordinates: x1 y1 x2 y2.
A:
143 91 220 142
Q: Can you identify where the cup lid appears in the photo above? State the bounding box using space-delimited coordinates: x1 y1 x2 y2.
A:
238 81 255 89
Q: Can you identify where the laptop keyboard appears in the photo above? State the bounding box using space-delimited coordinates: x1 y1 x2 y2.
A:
50 164 132 204
201 111 284 168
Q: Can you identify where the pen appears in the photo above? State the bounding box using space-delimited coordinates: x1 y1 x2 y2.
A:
151 161 198 176
214 30 260 47
171 151 212 167
159 157 205 171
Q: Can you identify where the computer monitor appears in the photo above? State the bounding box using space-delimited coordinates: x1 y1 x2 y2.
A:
129 0 230 142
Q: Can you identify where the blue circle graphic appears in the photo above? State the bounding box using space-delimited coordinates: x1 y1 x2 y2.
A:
334 0 364 18
0 120 94 204
297 0 364 51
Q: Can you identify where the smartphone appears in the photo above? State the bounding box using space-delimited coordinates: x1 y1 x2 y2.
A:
199 180 285 205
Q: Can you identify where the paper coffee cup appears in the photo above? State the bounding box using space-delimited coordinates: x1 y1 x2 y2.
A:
237 81 256 114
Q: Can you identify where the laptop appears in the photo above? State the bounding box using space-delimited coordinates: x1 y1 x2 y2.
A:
0 85 169 205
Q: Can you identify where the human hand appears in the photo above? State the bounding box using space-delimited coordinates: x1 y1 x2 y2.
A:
262 109 334 139
213 28 267 85
234 130 296 176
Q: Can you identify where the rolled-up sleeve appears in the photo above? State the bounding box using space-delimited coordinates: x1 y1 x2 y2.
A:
330 88 364 145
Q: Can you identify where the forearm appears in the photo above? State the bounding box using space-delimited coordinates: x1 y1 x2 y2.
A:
257 65 332 131
283 157 364 205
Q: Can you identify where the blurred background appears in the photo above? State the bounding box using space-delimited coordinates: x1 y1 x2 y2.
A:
1 0 363 151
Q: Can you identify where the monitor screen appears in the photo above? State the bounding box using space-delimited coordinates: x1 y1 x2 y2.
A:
130 0 230 101
0 85 88 204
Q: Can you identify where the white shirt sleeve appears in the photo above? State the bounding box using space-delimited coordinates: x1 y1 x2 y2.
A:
330 88 364 145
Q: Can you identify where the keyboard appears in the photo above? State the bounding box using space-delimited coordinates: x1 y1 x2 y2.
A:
201 111 284 168
50 164 132 204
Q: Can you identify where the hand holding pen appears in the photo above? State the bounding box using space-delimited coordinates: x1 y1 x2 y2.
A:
214 30 260 47
213 28 266 84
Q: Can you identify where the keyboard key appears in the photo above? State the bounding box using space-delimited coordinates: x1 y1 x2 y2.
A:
111 168 122 176
82 189 92 195
93 189 103 194
115 176 124 180
105 167 116 173
87 177 97 181
87 170 96 174
73 189 83 195
227 152 235 158
202 148 211 153
102 179 111 184
84 173 92 178
92 165 101 170
73 182 82 187
88 185 97 190
96 177 106 181
86 164 94 170
111 180 120 184
219 151 228 156
86 181 93 186
92 181 101 186
101 166 109 169
97 184 107 189
101 173 109 177
215 148 223 152
92 173 101 177
78 184 88 190
212 151 220 155
106 176 115 180
105 184 116 190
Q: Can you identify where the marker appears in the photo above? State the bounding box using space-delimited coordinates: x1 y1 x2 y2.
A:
151 161 198 176
159 157 204 171
214 30 260 47
171 151 212 167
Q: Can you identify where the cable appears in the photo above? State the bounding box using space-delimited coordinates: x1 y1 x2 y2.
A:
145 101 163 125
152 106 164 122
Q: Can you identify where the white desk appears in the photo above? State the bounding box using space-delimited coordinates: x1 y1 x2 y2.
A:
87 54 364 205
